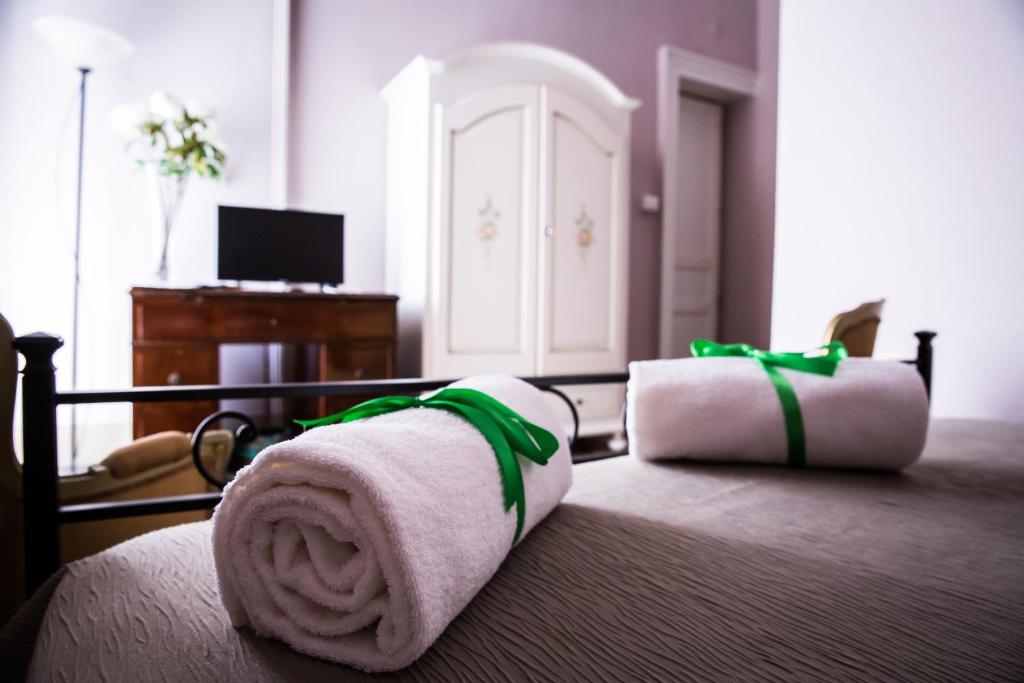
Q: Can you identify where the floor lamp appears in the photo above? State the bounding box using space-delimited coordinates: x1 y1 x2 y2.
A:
34 16 132 470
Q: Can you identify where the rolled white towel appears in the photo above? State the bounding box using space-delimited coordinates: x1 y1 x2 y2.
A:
627 357 929 470
212 375 571 671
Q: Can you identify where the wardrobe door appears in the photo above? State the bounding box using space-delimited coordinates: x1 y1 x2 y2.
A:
538 88 627 375
432 85 539 377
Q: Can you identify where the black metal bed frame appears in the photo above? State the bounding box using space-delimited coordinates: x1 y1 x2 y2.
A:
12 330 935 596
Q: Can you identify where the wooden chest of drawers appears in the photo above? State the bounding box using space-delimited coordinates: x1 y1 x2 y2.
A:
131 287 398 437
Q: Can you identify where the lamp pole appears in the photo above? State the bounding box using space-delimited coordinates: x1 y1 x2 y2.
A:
34 16 133 472
69 66 90 469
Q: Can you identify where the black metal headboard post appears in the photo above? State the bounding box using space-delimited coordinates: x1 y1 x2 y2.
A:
13 333 63 596
913 331 936 398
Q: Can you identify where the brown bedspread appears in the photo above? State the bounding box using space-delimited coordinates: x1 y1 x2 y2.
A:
8 419 1024 681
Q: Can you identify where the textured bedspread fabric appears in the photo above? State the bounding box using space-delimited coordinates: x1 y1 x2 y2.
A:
12 419 1024 681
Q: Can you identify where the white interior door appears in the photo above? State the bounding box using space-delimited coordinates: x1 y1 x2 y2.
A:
538 87 627 375
660 95 722 358
433 85 539 377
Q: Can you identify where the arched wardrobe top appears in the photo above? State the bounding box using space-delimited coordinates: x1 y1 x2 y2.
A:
381 42 641 134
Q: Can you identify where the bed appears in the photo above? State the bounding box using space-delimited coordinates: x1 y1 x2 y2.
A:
3 418 1022 681
3 330 1023 680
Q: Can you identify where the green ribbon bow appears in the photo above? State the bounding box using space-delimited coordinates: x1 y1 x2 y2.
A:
295 388 560 544
690 339 849 467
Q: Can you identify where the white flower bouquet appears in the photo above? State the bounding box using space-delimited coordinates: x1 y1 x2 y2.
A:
112 91 226 179
112 91 226 280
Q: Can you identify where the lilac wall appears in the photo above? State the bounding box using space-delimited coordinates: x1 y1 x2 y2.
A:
288 0 776 362
720 0 778 347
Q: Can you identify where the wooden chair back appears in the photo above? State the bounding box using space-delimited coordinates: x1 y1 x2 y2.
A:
0 312 233 621
823 299 885 357
0 313 24 621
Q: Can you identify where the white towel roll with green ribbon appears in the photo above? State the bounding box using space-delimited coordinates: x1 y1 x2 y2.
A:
627 341 929 470
212 375 571 671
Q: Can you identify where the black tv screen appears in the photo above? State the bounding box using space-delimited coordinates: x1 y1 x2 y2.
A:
217 206 344 284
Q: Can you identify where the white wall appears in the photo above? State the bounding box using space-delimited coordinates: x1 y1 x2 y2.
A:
0 0 274 468
773 0 1024 422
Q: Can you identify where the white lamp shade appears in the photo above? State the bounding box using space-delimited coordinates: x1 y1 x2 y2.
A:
34 16 133 70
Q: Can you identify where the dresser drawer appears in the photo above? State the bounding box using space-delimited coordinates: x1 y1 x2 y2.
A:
320 344 393 381
134 296 396 343
545 383 625 438
214 302 317 341
317 343 395 418
332 302 396 340
212 300 395 342
131 344 219 438
132 344 218 387
133 300 213 340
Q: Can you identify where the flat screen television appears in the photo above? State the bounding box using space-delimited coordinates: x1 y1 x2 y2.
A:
217 205 344 285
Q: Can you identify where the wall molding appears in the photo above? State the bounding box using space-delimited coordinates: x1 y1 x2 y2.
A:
660 46 756 101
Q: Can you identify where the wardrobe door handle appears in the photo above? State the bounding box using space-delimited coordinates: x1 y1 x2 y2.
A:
544 226 554 237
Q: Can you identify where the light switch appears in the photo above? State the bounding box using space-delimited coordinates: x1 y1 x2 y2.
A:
640 194 660 214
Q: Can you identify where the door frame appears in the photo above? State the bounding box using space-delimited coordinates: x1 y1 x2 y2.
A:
657 46 756 358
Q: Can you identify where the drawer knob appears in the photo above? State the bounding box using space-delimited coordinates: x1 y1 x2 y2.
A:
353 368 365 379
269 317 279 327
167 371 183 385
544 225 554 237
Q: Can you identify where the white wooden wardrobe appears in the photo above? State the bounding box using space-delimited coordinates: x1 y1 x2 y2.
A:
382 43 639 435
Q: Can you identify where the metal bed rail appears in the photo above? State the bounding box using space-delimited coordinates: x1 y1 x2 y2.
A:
13 331 630 594
13 330 935 596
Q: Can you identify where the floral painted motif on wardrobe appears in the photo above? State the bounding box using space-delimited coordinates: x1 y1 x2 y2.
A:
478 196 500 242
575 206 594 251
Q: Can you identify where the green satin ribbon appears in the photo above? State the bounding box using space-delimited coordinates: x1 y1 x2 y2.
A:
295 388 560 544
690 339 849 467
